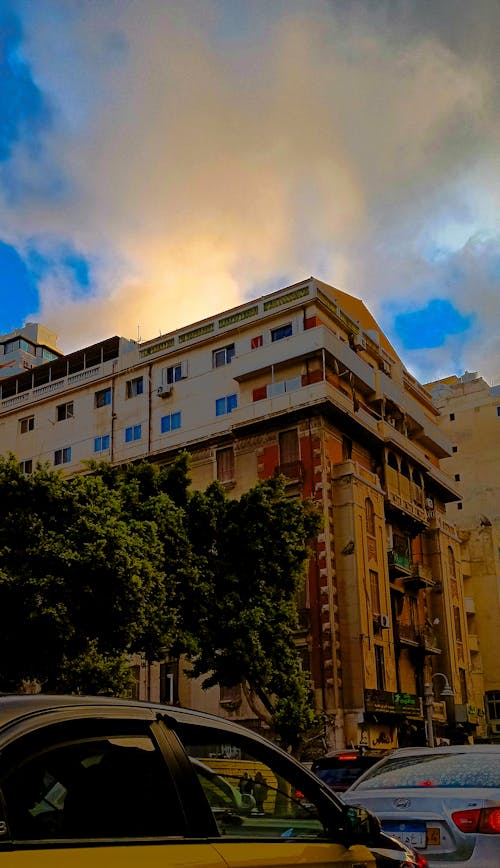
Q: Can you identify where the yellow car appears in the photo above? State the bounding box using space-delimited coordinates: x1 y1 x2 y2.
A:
0 694 416 868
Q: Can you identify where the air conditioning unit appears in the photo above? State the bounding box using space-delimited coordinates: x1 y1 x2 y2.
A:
157 385 173 398
378 614 390 629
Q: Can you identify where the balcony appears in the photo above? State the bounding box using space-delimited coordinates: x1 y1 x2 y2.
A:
388 549 412 576
404 561 436 591
275 460 304 484
396 621 420 645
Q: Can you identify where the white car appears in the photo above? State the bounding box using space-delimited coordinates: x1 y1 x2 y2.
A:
343 744 500 867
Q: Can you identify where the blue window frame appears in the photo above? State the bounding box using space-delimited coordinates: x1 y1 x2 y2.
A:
216 394 238 416
160 412 181 433
125 424 142 443
271 323 292 342
95 388 111 408
54 447 71 466
94 434 110 452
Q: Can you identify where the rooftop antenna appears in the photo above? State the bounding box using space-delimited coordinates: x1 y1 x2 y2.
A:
137 325 142 342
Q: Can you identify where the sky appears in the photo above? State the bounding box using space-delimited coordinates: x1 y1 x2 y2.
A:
1 0 499 385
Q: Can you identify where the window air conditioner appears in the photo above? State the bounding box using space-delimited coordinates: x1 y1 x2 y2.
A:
157 385 173 398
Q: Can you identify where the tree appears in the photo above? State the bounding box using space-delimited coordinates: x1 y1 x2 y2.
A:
0 455 184 692
0 454 322 751
183 475 322 751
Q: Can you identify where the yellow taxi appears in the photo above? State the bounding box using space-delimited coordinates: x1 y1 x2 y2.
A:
0 694 419 868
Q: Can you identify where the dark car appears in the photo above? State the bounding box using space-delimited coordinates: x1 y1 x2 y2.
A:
0 694 423 868
312 750 391 792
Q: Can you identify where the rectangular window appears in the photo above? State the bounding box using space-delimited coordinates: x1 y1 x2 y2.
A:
95 388 111 408
279 429 299 465
374 644 385 690
449 413 455 421
452 445 458 453
57 402 74 422
126 377 144 398
370 569 381 613
94 434 110 452
166 364 182 384
267 376 301 398
271 323 292 342
19 415 34 434
455 473 461 481
213 344 235 368
125 424 142 442
160 412 181 433
19 459 33 475
215 394 237 416
216 447 235 482
497 406 500 417
251 335 263 349
54 447 72 465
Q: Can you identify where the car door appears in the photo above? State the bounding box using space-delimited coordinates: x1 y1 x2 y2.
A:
169 717 376 868
0 711 226 868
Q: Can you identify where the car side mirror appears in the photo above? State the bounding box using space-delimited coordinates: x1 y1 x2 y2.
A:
342 803 381 844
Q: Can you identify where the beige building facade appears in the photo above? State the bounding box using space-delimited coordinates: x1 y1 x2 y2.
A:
1 278 479 748
428 373 500 741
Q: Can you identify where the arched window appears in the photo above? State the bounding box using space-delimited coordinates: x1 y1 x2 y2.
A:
365 497 375 536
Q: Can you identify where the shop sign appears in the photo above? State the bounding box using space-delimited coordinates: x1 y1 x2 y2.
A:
364 689 395 714
394 693 423 719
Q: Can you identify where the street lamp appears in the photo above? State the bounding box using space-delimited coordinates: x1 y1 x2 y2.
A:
424 672 454 748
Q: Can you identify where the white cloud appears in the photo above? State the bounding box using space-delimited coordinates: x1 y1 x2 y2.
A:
4 0 500 382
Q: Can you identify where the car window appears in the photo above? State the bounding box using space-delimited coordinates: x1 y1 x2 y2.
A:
174 722 341 840
314 765 368 791
0 724 185 841
352 752 500 790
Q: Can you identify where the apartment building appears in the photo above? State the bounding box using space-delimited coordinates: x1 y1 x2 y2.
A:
427 372 500 741
1 277 478 748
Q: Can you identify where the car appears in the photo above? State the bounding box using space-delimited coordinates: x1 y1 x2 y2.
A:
342 744 500 867
312 749 391 792
0 693 424 868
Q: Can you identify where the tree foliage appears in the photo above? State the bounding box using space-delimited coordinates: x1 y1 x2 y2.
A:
0 453 321 749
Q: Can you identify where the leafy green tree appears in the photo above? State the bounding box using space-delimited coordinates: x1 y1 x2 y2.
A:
183 475 322 751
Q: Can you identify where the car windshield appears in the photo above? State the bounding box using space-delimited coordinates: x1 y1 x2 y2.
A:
353 753 500 790
315 766 368 791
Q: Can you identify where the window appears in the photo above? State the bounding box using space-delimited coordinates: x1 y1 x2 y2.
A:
497 406 500 417
0 722 183 841
251 335 263 349
125 425 142 443
160 412 181 433
457 502 463 510
449 413 455 421
370 570 380 614
57 402 74 422
487 690 500 722
126 377 143 398
19 459 33 475
454 473 461 481
267 376 301 398
176 721 340 840
216 447 235 482
374 645 385 690
54 447 71 466
213 344 235 368
95 388 111 408
342 436 352 460
279 429 299 465
19 415 34 434
271 323 292 342
165 363 185 384
452 445 458 453
365 498 375 536
215 394 237 416
94 435 110 452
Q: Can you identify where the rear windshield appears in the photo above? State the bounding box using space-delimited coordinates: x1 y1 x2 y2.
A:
314 765 368 791
353 753 500 790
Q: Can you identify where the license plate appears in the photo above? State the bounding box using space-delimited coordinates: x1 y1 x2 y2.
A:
427 827 440 845
383 821 426 848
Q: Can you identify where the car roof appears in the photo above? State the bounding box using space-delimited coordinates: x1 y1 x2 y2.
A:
375 744 500 758
0 694 268 744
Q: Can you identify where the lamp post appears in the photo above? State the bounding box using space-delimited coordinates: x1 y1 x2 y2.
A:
424 672 454 748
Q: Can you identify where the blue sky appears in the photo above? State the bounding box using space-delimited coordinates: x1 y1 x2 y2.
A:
1 1 499 384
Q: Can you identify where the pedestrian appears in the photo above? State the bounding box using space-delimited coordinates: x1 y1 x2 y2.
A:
253 771 268 814
239 771 253 795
